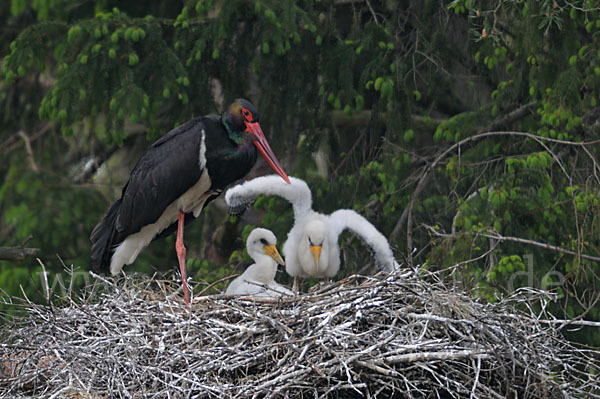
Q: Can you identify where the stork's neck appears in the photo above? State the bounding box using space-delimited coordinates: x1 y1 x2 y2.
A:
245 257 278 283
218 133 256 170
204 123 257 190
221 113 244 145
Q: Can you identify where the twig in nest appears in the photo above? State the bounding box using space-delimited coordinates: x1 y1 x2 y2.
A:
0 269 597 398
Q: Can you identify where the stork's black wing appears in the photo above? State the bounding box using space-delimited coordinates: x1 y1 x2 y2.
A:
115 117 208 239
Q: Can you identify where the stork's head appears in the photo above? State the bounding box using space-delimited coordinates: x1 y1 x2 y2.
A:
305 220 326 273
246 228 285 266
223 99 290 184
224 99 259 133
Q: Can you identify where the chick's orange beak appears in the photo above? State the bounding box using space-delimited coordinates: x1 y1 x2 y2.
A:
310 244 322 274
263 244 285 266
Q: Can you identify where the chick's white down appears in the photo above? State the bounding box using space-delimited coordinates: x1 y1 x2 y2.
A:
225 228 293 297
225 176 399 285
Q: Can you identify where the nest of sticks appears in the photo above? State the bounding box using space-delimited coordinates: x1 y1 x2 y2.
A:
0 267 598 398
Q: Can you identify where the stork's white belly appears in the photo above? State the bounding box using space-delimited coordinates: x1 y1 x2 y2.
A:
109 170 212 275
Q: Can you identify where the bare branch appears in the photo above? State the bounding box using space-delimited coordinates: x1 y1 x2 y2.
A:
0 246 40 262
17 131 39 173
423 224 600 263
391 127 600 264
480 231 600 263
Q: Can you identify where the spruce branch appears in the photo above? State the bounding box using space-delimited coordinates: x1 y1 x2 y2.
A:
391 126 600 265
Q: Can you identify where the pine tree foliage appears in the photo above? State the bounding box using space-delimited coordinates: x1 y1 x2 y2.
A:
0 0 599 345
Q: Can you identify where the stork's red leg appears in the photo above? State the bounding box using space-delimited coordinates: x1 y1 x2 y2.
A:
176 210 190 307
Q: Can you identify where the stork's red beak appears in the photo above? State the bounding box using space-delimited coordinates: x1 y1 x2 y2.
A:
246 121 291 184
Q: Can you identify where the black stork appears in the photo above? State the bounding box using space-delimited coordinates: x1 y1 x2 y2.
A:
90 99 290 306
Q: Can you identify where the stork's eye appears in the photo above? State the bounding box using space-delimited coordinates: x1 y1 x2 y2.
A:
308 237 314 246
242 107 253 121
260 238 269 245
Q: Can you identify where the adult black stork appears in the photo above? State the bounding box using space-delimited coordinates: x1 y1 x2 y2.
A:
90 99 290 306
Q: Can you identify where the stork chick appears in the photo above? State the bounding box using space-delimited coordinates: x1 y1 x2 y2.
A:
226 228 293 297
225 175 399 291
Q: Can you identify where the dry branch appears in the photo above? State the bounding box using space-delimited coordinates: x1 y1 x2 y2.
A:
391 128 600 264
0 269 598 398
423 224 600 263
0 247 40 262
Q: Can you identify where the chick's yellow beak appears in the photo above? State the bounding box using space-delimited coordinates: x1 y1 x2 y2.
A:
264 245 285 265
310 245 322 274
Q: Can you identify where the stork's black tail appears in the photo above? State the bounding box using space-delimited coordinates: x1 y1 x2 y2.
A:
90 199 121 272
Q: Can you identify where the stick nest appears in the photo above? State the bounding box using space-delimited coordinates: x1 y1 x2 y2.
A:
0 269 598 398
